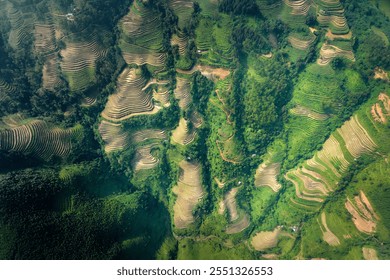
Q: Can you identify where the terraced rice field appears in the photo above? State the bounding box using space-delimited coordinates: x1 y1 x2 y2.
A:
171 32 188 56
318 212 340 246
172 160 204 229
60 35 106 91
251 227 282 251
224 188 250 234
174 77 192 109
130 129 167 144
287 115 377 208
171 118 197 146
288 32 316 50
371 93 390 123
131 144 160 171
98 121 129 153
226 214 250 235
311 0 355 65
345 191 379 234
317 42 355 65
42 54 61 90
101 68 160 122
169 0 194 29
119 0 166 66
6 3 33 50
283 0 312 20
0 79 15 105
290 105 329 120
254 162 282 192
362 247 378 260
34 22 61 90
0 119 82 160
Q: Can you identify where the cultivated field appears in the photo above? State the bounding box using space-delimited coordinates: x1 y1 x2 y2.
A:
60 34 106 91
98 121 129 153
119 0 166 66
318 212 340 246
0 119 82 160
345 191 379 234
287 114 378 209
172 160 204 229
251 227 282 251
255 162 282 192
171 118 197 146
101 68 160 122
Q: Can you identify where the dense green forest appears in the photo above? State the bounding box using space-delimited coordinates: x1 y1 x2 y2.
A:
0 0 390 260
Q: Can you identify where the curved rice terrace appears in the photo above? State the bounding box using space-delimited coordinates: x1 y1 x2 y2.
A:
251 227 286 252
0 119 82 160
33 21 62 90
131 143 160 171
101 67 160 122
98 121 130 153
288 31 316 50
255 162 282 192
60 33 107 91
169 0 194 30
119 0 166 67
223 187 250 234
174 77 192 109
172 160 204 229
171 117 197 146
6 3 33 50
286 112 379 209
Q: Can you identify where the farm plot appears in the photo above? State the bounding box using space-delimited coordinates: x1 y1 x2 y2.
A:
318 212 340 246
169 0 194 30
362 247 378 260
34 23 56 54
281 0 312 26
174 77 192 110
101 68 160 122
34 22 61 90
251 227 282 251
290 105 329 121
0 119 82 160
6 3 33 50
371 93 390 124
131 144 160 171
224 188 250 234
119 0 166 67
172 160 204 229
317 42 355 65
60 34 106 91
171 118 197 146
288 32 316 50
286 114 378 209
345 191 379 234
98 121 129 153
255 163 282 192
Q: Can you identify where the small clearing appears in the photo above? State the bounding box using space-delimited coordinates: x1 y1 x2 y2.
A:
290 105 329 121
177 65 230 80
374 67 389 81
